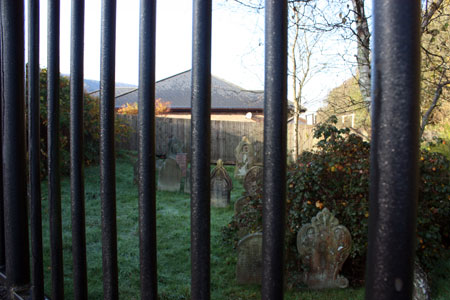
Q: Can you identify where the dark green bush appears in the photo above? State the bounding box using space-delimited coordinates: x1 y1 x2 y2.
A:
28 67 130 177
223 116 450 286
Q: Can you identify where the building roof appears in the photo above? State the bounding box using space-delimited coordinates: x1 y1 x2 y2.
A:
88 86 138 99
114 70 264 111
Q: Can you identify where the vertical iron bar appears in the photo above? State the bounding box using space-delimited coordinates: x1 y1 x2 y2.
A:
190 0 211 299
0 0 5 271
138 0 157 299
365 1 421 300
70 0 88 298
47 0 64 298
0 0 31 288
262 1 287 299
100 0 118 299
28 0 44 299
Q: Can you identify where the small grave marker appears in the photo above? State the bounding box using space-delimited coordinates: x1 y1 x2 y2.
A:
234 136 255 179
157 158 181 192
210 159 233 208
236 232 263 285
297 208 352 289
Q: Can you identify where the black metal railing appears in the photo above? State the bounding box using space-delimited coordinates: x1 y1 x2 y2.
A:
0 0 420 299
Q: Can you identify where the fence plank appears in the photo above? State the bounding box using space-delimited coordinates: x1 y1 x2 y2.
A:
118 115 315 163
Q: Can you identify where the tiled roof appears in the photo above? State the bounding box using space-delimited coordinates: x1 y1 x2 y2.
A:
115 70 264 110
89 86 138 99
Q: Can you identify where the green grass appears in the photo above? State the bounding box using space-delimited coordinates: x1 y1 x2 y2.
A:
39 155 448 299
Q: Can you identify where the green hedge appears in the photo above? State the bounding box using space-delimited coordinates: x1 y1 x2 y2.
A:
223 116 450 287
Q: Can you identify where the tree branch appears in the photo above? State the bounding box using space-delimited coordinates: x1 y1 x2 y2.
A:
420 80 450 136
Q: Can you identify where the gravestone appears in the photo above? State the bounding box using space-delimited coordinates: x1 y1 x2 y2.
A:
243 166 263 196
184 166 191 194
175 153 187 177
157 158 181 192
168 136 184 158
234 136 255 179
297 208 352 289
210 159 233 208
236 232 263 285
234 196 250 215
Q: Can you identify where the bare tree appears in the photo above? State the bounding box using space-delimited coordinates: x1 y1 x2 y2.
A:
289 3 324 160
232 0 449 138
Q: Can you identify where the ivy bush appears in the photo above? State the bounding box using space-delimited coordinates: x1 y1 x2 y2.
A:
29 68 130 177
223 116 450 286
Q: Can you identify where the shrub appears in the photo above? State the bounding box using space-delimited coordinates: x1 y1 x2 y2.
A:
117 99 171 115
28 67 130 177
223 116 450 287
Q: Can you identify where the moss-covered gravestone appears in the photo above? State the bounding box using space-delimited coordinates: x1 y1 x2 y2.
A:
297 208 352 289
236 232 263 285
234 136 255 179
157 158 181 192
243 166 263 196
210 159 233 208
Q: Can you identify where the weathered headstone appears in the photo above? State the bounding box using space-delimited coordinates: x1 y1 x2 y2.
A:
234 136 255 179
210 159 233 208
157 158 181 192
176 153 187 177
184 166 191 194
168 136 183 158
236 232 263 285
297 208 352 289
243 166 263 196
234 196 250 215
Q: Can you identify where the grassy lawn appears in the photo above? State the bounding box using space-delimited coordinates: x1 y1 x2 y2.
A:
39 154 449 299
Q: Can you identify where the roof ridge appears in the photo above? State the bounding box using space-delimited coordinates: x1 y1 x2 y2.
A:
156 69 191 83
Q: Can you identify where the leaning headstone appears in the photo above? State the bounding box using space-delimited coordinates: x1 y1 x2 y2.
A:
157 158 181 192
210 159 233 208
236 232 263 285
234 136 255 179
243 166 263 196
234 196 250 215
413 260 431 300
297 208 352 289
184 167 191 194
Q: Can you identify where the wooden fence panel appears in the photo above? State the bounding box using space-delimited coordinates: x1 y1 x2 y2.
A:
117 115 316 163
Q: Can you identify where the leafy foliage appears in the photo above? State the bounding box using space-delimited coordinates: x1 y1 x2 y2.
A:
224 116 450 286
116 99 171 115
30 67 130 177
320 77 369 127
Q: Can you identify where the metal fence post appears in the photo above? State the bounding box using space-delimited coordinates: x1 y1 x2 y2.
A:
365 1 421 299
0 0 31 290
28 0 44 298
70 0 88 298
138 0 158 299
262 1 288 299
100 0 119 299
191 0 212 299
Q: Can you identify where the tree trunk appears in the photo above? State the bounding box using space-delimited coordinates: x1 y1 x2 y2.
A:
351 0 371 106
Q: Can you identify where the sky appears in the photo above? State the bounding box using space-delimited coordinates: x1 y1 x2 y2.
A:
27 0 355 111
